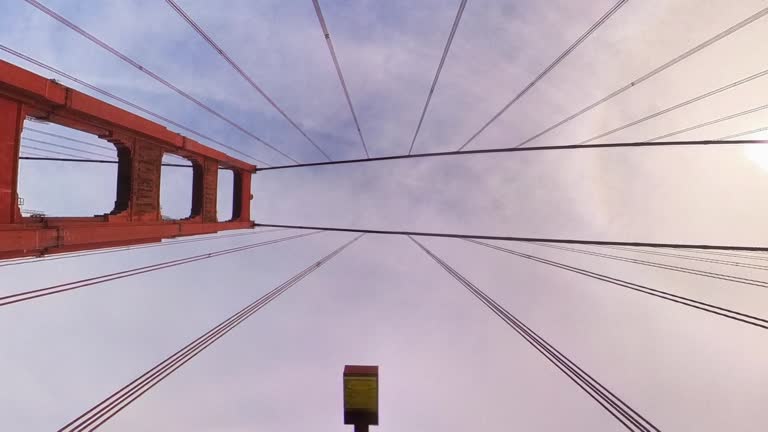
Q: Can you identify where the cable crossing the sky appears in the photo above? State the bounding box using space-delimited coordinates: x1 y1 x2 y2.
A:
56 233 364 431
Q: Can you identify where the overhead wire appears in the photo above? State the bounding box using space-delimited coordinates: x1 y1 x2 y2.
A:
589 244 768 272
254 138 768 172
23 127 115 152
22 137 116 159
465 239 768 330
457 0 629 151
512 6 768 149
409 236 658 432
0 44 268 166
645 102 768 142
21 144 98 160
57 233 364 432
254 222 768 252
0 230 322 308
529 242 768 290
164 0 332 161
23 0 300 164
572 66 768 145
717 126 768 140
311 0 370 158
407 0 468 155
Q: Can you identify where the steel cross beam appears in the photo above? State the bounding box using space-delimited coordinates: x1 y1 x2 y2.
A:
0 59 256 259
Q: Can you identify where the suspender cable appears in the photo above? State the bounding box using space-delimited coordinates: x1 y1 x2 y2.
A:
255 138 768 172
57 234 364 432
23 0 300 164
0 44 269 166
465 239 768 330
22 138 116 159
457 0 629 151
589 244 768 272
164 0 332 162
512 5 768 149
409 236 658 431
24 128 115 152
408 0 468 155
717 126 768 141
254 222 768 252
573 66 768 145
312 0 370 158
645 102 768 142
0 231 322 308
529 242 768 289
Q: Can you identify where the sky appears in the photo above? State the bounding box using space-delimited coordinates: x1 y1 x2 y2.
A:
2 0 768 430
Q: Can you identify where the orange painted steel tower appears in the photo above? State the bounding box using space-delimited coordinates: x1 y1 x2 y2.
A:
0 60 256 260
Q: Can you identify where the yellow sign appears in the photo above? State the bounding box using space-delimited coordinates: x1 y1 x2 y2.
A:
344 376 378 411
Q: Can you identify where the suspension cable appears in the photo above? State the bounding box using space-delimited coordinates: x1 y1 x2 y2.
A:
254 138 768 172
57 233 364 432
409 236 658 431
530 242 768 289
0 44 268 166
465 239 768 330
589 244 768 272
0 231 322 308
312 0 370 158
22 0 300 164
573 66 768 145
165 0 332 161
408 0 468 155
22 137 116 159
457 0 629 151
645 102 768 142
254 222 768 252
512 5 768 149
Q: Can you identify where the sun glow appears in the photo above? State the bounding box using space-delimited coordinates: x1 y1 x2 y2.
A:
744 144 768 173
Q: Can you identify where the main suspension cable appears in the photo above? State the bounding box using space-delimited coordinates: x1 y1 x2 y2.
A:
409 236 658 431
57 233 364 432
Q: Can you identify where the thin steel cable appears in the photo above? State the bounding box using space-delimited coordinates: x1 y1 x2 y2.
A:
513 6 768 149
19 150 54 158
645 102 768 142
591 244 768 272
23 127 114 152
466 239 768 330
59 233 364 432
574 66 768 145
23 0 300 164
0 228 290 268
410 236 658 431
255 138 768 172
165 0 332 161
717 126 768 140
530 242 768 290
0 231 321 308
18 156 195 168
665 247 768 262
457 0 629 151
254 222 768 252
312 0 370 158
21 144 97 160
408 0 468 155
22 137 116 159
0 44 268 166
